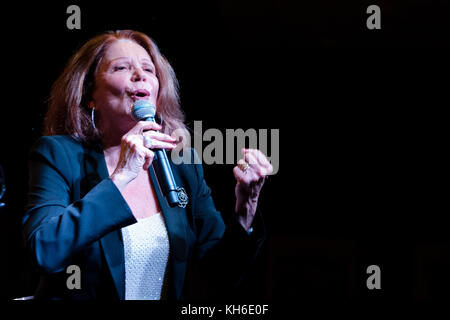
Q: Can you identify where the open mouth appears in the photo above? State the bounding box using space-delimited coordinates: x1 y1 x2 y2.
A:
130 89 150 100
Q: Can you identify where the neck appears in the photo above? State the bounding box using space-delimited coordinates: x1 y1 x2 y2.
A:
100 114 136 146
101 127 128 172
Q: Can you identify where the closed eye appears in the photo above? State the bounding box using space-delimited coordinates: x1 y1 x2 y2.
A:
143 66 154 73
114 65 128 71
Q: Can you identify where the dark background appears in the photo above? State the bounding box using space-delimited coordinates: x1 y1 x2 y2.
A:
1 0 449 304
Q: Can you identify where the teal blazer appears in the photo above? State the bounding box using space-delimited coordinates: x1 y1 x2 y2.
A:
23 135 264 300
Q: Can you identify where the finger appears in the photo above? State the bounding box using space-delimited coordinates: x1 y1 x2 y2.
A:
250 150 273 175
243 152 260 169
236 159 250 176
244 148 271 169
234 164 263 187
133 140 154 163
143 149 154 170
233 165 248 184
245 153 271 177
142 135 177 150
243 148 273 176
126 136 154 161
147 140 177 150
131 121 163 135
242 152 259 175
236 157 261 180
251 149 272 168
123 134 143 149
242 150 255 166
237 158 247 167
143 131 177 142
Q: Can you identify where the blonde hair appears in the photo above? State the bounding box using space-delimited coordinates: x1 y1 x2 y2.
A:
44 30 188 144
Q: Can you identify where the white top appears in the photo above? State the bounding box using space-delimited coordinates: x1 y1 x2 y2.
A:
121 213 170 300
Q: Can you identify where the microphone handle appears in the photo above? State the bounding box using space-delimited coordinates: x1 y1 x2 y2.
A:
152 148 180 207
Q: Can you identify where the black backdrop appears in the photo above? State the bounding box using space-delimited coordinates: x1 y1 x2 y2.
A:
1 0 450 306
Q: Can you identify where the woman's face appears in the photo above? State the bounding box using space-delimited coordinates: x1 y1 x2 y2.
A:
92 39 159 130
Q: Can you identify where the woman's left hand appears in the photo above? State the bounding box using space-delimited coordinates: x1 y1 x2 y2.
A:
233 148 273 232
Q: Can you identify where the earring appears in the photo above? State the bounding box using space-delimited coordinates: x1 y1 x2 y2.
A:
91 108 97 129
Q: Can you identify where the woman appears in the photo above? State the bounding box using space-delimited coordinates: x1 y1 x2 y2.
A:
23 30 273 300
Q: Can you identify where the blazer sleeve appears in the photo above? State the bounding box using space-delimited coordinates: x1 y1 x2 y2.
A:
22 136 136 274
185 149 266 298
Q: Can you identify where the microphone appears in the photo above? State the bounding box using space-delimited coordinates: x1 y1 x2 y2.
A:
132 100 188 208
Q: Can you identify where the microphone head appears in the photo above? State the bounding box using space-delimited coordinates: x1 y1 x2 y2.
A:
132 100 156 121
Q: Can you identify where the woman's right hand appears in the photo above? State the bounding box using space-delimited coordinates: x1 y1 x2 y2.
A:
110 121 177 190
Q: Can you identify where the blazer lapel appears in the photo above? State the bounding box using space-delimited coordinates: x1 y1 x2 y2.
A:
83 144 126 300
148 165 189 300
100 227 126 300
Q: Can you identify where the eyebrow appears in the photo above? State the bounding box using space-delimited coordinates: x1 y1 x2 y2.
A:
109 57 154 64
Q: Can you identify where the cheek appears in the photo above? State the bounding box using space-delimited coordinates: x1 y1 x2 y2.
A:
105 76 128 95
152 76 160 96
95 74 127 98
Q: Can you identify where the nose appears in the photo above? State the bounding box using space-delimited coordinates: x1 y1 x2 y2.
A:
132 67 146 82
